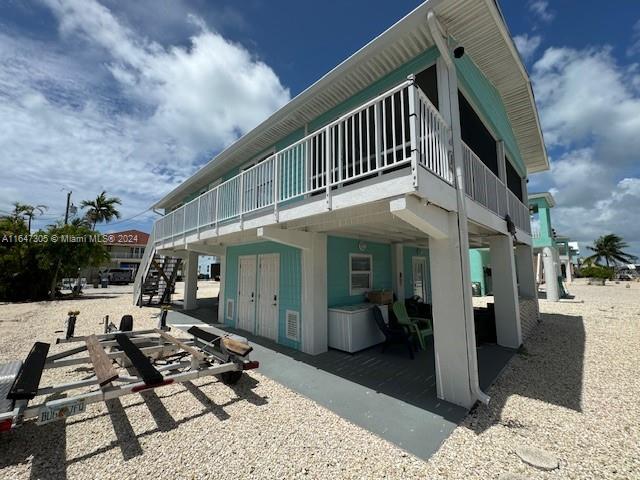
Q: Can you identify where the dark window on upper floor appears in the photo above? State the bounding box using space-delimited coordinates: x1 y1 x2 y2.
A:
415 65 438 110
505 158 523 201
458 92 498 177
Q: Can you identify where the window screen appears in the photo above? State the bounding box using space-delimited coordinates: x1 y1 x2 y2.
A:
350 254 372 295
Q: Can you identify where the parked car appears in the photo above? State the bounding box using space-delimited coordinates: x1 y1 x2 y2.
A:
102 268 133 285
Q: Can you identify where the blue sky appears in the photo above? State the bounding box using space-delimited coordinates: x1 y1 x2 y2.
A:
1 0 640 258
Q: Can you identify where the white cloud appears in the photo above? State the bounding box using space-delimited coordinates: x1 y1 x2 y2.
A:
529 0 555 23
514 34 542 61
0 0 290 230
628 19 640 57
528 44 640 256
532 46 640 166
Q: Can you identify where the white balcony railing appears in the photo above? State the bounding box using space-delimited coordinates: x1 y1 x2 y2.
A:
155 80 454 243
462 141 531 234
153 81 530 244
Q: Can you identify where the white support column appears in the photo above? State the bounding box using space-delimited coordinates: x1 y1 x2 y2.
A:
515 244 537 299
183 251 199 311
542 246 560 302
489 235 522 348
391 244 405 301
301 233 328 355
536 252 543 284
427 10 488 406
429 212 475 408
565 260 573 283
217 252 227 324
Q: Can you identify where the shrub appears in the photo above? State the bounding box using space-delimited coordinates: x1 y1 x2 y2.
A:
578 265 613 280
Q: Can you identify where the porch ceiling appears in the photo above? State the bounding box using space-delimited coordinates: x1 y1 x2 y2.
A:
283 201 429 245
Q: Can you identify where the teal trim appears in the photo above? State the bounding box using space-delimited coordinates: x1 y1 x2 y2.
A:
455 55 526 178
403 246 432 302
327 236 392 307
470 249 491 296
224 241 302 350
308 47 439 132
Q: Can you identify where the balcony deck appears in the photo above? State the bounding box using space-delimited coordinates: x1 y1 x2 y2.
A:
153 80 530 250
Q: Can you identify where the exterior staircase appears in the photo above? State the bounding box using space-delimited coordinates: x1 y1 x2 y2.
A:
133 225 182 306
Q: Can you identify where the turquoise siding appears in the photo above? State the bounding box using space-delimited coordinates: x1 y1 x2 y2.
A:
403 246 431 302
470 249 491 295
327 236 392 307
456 55 526 178
224 241 302 350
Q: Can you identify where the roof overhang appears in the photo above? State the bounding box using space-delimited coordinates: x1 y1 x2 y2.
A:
155 0 548 209
528 191 556 208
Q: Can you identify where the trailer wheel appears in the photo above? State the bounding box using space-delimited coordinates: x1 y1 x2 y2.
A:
119 315 133 332
220 370 243 385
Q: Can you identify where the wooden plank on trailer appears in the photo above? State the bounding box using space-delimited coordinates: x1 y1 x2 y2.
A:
154 329 207 362
85 335 119 387
222 337 252 358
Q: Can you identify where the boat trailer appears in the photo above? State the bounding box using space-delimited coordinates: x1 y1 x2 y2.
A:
0 318 259 432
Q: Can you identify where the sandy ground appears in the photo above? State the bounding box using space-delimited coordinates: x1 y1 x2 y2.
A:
0 282 639 479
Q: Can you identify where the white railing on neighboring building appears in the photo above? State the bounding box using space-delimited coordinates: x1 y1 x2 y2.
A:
462 141 531 234
530 228 541 239
154 80 454 243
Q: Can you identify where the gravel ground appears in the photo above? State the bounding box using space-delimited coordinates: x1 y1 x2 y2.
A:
0 282 638 479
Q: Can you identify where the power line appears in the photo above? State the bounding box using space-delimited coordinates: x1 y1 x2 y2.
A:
95 207 154 227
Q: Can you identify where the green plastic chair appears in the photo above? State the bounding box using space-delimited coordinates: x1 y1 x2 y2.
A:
392 301 433 350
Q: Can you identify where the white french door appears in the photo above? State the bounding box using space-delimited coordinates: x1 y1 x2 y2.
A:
237 255 257 332
256 253 280 341
412 256 430 303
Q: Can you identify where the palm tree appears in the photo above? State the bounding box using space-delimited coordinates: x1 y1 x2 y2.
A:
584 234 637 267
11 202 47 233
80 191 122 230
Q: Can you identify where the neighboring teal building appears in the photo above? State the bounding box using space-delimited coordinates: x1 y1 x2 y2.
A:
469 192 566 301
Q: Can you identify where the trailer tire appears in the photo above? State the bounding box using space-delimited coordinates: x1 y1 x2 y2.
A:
119 315 134 332
220 370 243 385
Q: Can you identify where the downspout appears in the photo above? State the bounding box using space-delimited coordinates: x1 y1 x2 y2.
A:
427 11 490 405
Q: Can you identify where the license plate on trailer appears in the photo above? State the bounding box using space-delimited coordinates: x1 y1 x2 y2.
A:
37 399 86 425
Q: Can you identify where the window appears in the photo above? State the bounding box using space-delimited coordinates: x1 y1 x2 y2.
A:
349 253 372 295
505 157 523 201
458 91 498 177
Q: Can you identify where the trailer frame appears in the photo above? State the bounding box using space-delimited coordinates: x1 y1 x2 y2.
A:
0 325 258 431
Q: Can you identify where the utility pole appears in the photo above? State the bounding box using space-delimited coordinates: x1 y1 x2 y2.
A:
64 191 72 225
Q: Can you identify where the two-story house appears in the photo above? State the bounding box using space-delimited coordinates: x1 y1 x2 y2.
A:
134 0 548 409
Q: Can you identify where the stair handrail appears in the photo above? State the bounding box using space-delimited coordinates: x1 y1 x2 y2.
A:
132 224 157 306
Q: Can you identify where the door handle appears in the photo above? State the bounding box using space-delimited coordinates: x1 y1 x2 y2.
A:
273 294 277 306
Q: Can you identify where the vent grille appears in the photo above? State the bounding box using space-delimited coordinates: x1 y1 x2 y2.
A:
226 299 234 321
285 310 300 341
